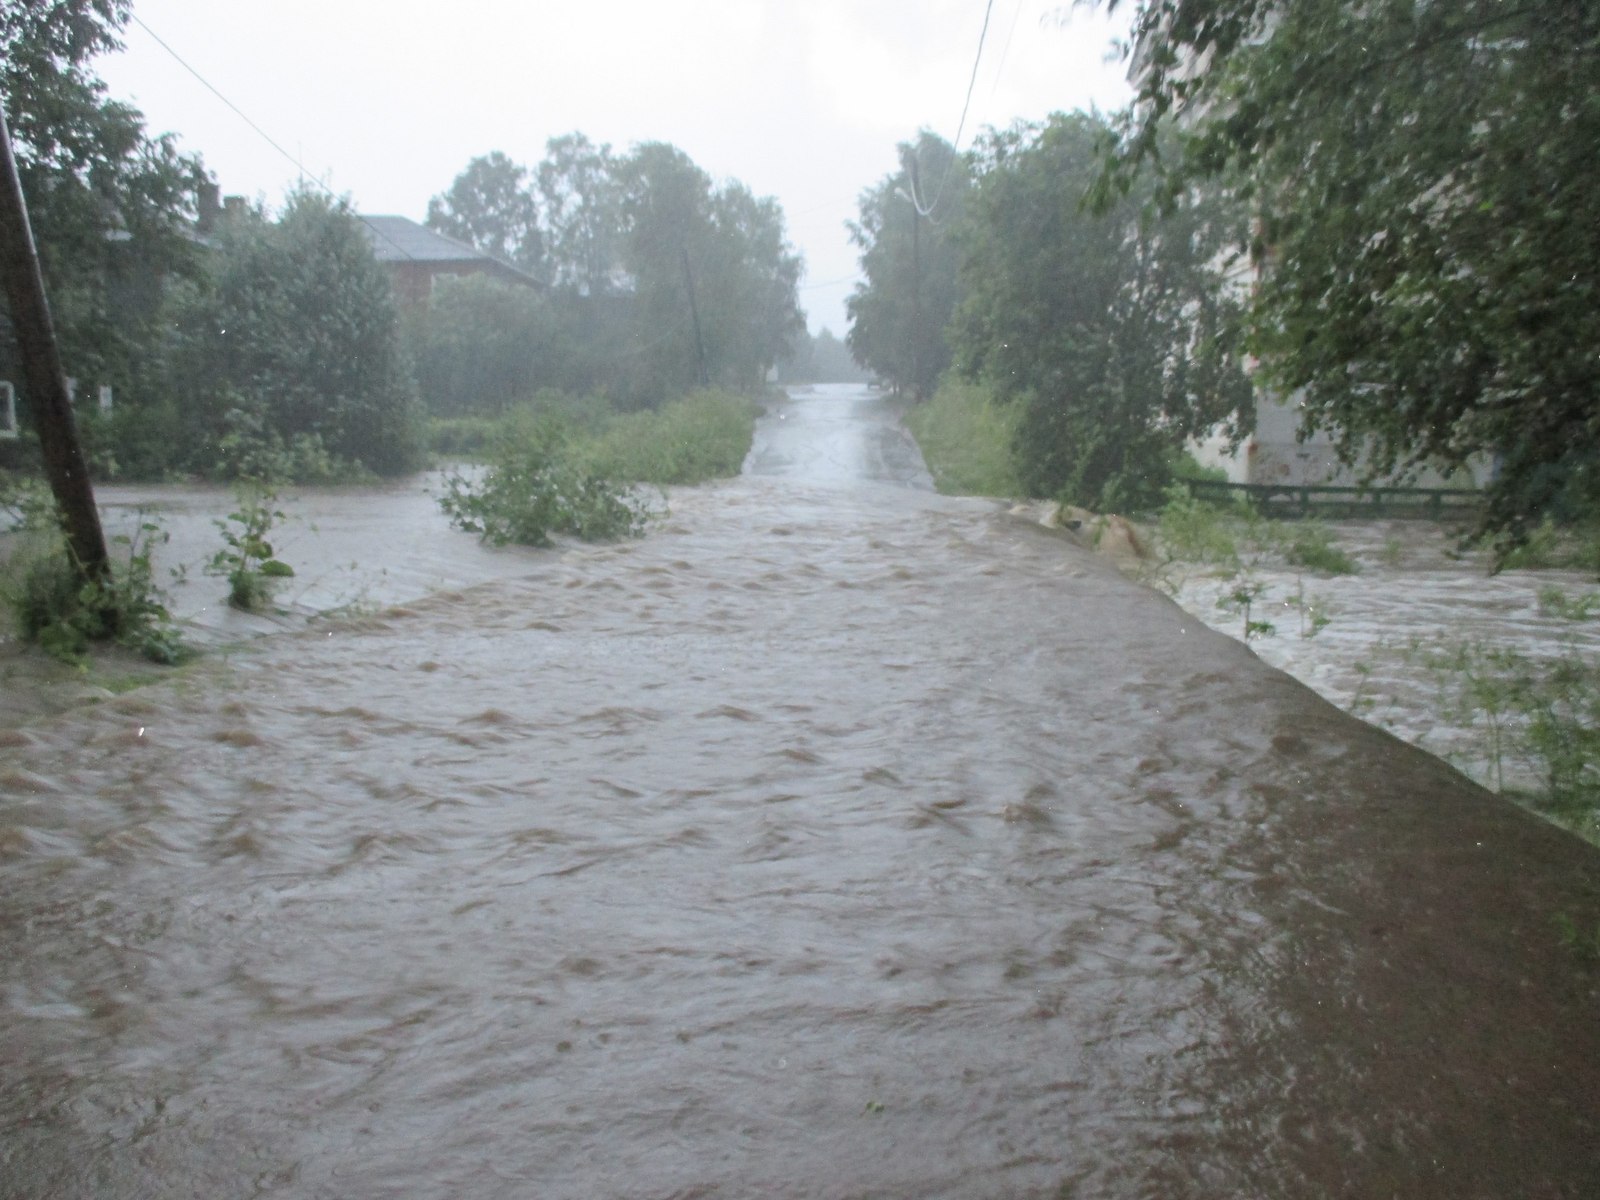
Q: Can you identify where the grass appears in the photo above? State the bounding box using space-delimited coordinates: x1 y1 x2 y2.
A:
1496 518 1600 574
1285 524 1360 575
436 388 757 548
901 379 1023 498
579 389 757 485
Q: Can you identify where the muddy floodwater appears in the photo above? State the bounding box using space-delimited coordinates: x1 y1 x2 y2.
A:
2 385 1598 1198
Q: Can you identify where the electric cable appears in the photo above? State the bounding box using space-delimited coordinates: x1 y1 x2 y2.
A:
128 13 418 263
908 0 996 222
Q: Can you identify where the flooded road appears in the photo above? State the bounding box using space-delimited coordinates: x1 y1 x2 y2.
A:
3 384 1598 1197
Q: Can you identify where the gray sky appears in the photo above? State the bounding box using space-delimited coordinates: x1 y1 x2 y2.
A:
99 0 1132 336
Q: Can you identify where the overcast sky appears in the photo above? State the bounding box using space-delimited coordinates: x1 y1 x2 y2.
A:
98 0 1133 336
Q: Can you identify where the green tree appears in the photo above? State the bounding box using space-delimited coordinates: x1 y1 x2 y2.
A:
166 188 422 475
0 0 205 407
426 151 543 276
536 132 622 296
412 274 560 416
846 132 968 398
613 141 803 404
776 327 870 384
1092 0 1600 537
951 111 1250 510
701 181 804 390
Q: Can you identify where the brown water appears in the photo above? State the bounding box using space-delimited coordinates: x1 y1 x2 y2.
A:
1165 521 1600 798
2 385 1598 1198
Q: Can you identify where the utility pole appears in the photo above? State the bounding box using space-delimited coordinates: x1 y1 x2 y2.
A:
0 100 110 590
905 151 923 402
680 246 709 388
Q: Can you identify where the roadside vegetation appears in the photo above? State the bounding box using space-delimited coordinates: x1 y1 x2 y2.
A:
2 476 184 666
436 388 758 547
902 380 1022 498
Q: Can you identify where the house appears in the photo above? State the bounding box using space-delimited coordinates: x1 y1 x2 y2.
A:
356 215 542 308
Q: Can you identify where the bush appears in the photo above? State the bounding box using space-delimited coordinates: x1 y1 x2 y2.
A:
579 389 756 485
426 416 504 461
163 188 425 478
437 417 649 547
3 514 185 664
207 486 295 611
1285 523 1359 575
79 398 189 480
1154 484 1244 568
1413 639 1600 842
902 378 1022 497
210 406 372 485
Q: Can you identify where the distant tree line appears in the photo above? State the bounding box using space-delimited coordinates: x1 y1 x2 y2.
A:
773 328 869 385
0 2 804 482
418 138 804 414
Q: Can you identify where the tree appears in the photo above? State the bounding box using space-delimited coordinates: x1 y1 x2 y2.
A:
166 188 422 475
846 132 969 398
536 132 622 296
776 327 870 384
701 181 805 390
0 0 205 404
421 136 802 408
1091 0 1600 537
612 141 803 404
951 111 1250 510
426 151 543 276
412 274 560 416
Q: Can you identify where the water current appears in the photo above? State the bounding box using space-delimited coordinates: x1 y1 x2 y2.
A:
2 385 1598 1198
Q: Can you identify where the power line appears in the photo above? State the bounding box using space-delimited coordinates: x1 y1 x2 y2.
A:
989 0 1027 98
127 13 417 263
129 15 310 187
800 274 860 292
909 0 996 222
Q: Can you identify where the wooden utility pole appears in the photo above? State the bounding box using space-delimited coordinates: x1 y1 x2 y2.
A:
680 246 709 388
0 100 110 588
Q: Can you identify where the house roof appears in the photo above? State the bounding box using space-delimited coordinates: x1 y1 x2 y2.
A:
358 215 541 285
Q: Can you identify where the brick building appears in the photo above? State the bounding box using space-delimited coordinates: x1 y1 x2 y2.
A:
357 215 541 309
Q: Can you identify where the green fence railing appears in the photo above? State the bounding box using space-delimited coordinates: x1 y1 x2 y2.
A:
1186 479 1482 520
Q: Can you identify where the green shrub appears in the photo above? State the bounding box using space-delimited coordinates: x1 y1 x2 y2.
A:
1154 484 1242 568
1538 585 1600 621
3 514 186 665
902 378 1023 497
1411 638 1600 842
207 486 295 611
437 418 650 547
426 416 503 460
79 398 189 480
1497 518 1600 574
1285 523 1359 575
580 389 756 485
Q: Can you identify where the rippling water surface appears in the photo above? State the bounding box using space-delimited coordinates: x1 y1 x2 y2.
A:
2 386 1597 1198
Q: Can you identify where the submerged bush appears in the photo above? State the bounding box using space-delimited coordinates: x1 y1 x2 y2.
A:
1285 523 1359 575
437 418 649 547
1411 638 1600 842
